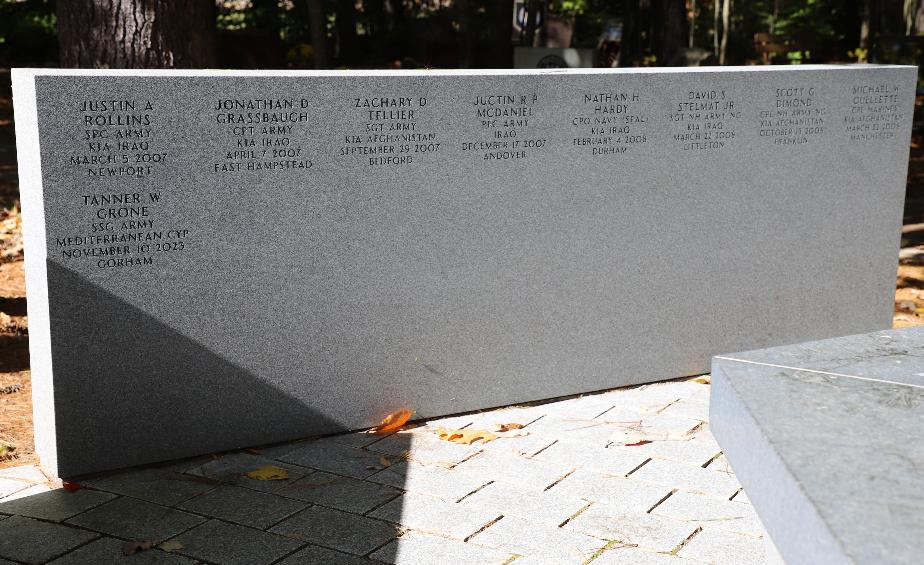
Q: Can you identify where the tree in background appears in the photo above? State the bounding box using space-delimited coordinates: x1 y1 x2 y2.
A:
0 0 57 67
620 0 688 66
0 0 921 70
58 0 216 67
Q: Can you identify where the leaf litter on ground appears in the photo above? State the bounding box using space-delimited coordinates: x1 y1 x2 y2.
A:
245 466 289 481
435 427 498 445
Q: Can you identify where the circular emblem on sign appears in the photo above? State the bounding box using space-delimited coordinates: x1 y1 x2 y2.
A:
536 54 569 68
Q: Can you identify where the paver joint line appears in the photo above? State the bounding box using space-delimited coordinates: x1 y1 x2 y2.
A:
463 514 505 542
671 525 704 555
645 490 677 514
624 458 652 477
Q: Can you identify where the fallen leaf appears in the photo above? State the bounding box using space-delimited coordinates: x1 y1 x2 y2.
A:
62 481 82 492
435 427 498 445
159 540 185 552
374 409 414 434
691 375 711 384
245 466 289 481
122 540 153 556
625 439 651 447
378 455 392 467
611 429 691 445
494 422 524 432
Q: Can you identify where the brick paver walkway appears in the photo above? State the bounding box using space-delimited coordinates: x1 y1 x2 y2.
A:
0 376 770 564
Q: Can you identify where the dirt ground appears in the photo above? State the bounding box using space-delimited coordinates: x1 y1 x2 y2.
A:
1 82 924 469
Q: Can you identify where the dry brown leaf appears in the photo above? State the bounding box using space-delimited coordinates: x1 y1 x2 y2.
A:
494 423 524 432
374 409 414 434
245 465 289 481
625 439 652 447
62 481 82 492
159 540 185 552
611 429 691 445
435 427 498 445
691 375 711 384
378 455 392 467
122 540 153 556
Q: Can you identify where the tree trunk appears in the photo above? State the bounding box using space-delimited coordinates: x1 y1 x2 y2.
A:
456 0 471 67
771 0 778 33
58 0 215 68
308 0 329 68
860 0 870 49
619 0 641 66
653 0 688 65
719 0 730 64
524 0 540 46
689 0 696 48
905 0 919 34
713 0 720 57
335 0 358 67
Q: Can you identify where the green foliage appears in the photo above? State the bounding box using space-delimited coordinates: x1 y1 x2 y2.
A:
770 0 843 42
549 0 587 16
570 0 621 49
0 0 58 66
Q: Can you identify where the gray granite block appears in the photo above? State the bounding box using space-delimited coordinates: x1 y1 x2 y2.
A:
677 528 767 565
275 471 401 514
65 497 206 543
630 435 722 467
454 449 575 490
371 531 513 565
277 544 374 565
0 478 30 500
46 537 197 565
650 491 765 536
85 466 215 505
0 487 116 521
178 485 308 529
270 506 398 555
711 326 924 565
183 452 312 492
456 481 588 526
563 503 698 553
365 429 479 466
369 491 500 540
547 469 671 511
0 515 98 564
592 546 684 564
367 460 490 502
0 466 48 483
276 441 387 479
531 441 649 478
0 484 52 502
168 519 304 565
628 458 741 499
471 514 604 562
12 66 916 477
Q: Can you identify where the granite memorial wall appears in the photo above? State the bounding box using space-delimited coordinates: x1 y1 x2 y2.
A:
12 66 916 476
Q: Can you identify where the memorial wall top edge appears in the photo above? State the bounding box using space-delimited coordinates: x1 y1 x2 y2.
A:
10 64 918 81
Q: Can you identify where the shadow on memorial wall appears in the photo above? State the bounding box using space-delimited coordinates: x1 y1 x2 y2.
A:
0 262 408 561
